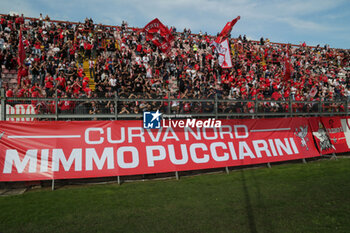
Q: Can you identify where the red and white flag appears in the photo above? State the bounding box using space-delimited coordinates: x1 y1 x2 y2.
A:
143 18 174 53
217 39 232 68
309 86 318 98
215 16 240 43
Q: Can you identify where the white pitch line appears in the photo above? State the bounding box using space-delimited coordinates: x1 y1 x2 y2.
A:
7 135 81 139
250 128 291 132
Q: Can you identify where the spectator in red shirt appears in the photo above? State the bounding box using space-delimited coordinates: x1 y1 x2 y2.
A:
33 40 42 56
59 94 72 114
6 89 13 98
17 64 28 87
45 74 54 97
84 42 92 59
72 78 82 95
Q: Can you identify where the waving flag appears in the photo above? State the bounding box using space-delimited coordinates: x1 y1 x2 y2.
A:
217 39 232 68
143 18 174 53
215 16 240 43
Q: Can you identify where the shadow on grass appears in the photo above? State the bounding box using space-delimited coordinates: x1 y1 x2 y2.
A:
240 170 258 233
250 169 275 233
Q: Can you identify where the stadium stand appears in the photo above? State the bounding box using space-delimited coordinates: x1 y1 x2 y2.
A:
0 13 349 118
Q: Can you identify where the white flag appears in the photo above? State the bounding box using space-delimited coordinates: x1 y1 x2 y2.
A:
217 39 232 68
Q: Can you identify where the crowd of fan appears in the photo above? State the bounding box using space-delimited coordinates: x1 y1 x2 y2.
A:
0 13 349 116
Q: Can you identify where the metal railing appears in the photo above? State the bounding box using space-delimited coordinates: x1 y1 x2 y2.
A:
1 89 348 121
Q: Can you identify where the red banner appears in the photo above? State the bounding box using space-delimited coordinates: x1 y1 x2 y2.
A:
0 117 323 182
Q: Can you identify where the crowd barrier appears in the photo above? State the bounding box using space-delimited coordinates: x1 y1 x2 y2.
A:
1 95 349 121
0 116 349 182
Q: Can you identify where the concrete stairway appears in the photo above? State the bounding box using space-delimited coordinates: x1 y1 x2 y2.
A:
82 60 96 91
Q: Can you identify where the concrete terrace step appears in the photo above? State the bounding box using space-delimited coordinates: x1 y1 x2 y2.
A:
2 69 17 74
2 72 18 88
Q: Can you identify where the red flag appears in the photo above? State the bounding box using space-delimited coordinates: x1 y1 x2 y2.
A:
17 28 26 66
143 18 174 53
17 28 26 85
283 55 292 81
215 16 240 43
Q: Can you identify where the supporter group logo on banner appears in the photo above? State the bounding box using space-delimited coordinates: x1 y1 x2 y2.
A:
294 125 309 151
312 121 335 152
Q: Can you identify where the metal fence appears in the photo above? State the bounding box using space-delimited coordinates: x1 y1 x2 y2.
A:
0 89 349 121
